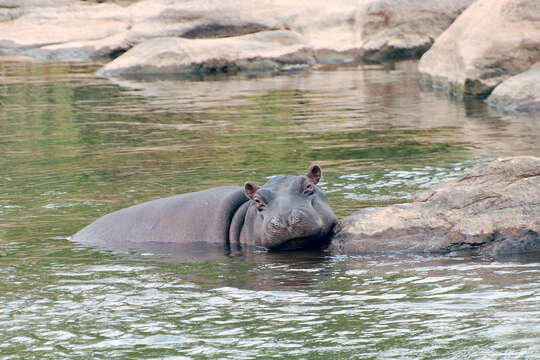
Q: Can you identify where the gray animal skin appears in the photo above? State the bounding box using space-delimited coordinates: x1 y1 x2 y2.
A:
72 165 338 251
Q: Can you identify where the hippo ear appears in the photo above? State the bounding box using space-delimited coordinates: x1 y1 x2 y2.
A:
307 164 322 184
244 182 259 200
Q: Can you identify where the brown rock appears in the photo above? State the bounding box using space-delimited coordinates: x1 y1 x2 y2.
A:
330 156 540 257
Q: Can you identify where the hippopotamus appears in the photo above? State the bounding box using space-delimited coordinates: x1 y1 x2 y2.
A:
72 165 338 251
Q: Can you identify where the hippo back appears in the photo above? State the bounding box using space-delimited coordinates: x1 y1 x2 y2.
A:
72 186 248 247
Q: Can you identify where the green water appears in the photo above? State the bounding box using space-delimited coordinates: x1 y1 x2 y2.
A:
1 57 539 359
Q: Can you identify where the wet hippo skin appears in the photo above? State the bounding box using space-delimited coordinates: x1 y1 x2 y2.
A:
72 165 338 251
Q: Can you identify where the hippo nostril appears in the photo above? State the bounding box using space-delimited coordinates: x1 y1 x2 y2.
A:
269 216 284 230
288 209 303 227
267 216 288 240
288 209 324 231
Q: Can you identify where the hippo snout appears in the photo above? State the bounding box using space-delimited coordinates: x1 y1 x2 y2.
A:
263 208 335 250
267 209 322 236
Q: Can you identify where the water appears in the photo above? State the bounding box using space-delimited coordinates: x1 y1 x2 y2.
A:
1 56 539 359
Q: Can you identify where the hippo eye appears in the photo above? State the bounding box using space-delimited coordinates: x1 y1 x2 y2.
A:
254 198 265 211
304 183 314 195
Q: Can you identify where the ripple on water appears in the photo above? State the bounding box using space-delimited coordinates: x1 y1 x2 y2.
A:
1 59 540 359
333 161 477 202
42 201 101 209
1 255 539 359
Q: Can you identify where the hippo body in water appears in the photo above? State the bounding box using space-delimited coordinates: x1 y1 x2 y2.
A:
72 165 338 251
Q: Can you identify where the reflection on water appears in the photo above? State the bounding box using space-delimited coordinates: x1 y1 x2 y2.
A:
1 57 539 359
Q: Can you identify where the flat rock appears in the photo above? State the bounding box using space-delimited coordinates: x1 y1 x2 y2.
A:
0 2 131 59
418 0 540 98
96 30 313 77
486 65 540 113
0 0 70 22
330 156 540 257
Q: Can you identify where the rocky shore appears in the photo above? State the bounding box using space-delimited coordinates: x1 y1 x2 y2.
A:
330 156 540 257
2 0 538 112
0 0 472 69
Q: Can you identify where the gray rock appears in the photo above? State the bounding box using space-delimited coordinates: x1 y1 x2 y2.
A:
330 156 540 257
418 0 540 98
486 65 540 113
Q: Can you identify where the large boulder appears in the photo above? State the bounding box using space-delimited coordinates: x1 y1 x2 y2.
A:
0 0 474 73
486 65 540 113
330 156 540 257
418 0 540 98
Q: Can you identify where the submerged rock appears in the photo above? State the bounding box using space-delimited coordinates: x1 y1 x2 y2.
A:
330 156 540 257
418 0 540 98
486 66 540 113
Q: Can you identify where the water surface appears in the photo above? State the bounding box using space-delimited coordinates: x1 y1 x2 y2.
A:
1 57 539 359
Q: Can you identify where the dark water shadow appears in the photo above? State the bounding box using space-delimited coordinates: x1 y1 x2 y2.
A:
72 236 540 293
108 68 307 83
72 239 338 290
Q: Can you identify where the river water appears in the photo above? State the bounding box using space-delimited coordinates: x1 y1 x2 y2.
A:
1 57 539 359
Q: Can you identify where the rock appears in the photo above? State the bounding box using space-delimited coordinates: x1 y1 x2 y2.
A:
0 0 72 22
0 2 131 59
418 0 540 98
0 0 282 61
486 65 540 113
99 0 475 76
1 0 474 72
330 156 540 257
96 30 313 77
358 0 474 62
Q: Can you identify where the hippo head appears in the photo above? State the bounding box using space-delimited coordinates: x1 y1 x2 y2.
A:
243 165 338 250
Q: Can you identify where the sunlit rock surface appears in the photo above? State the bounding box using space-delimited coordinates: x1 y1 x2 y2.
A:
486 66 540 113
0 1 130 59
0 0 473 73
330 156 540 257
96 31 313 77
418 0 540 98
